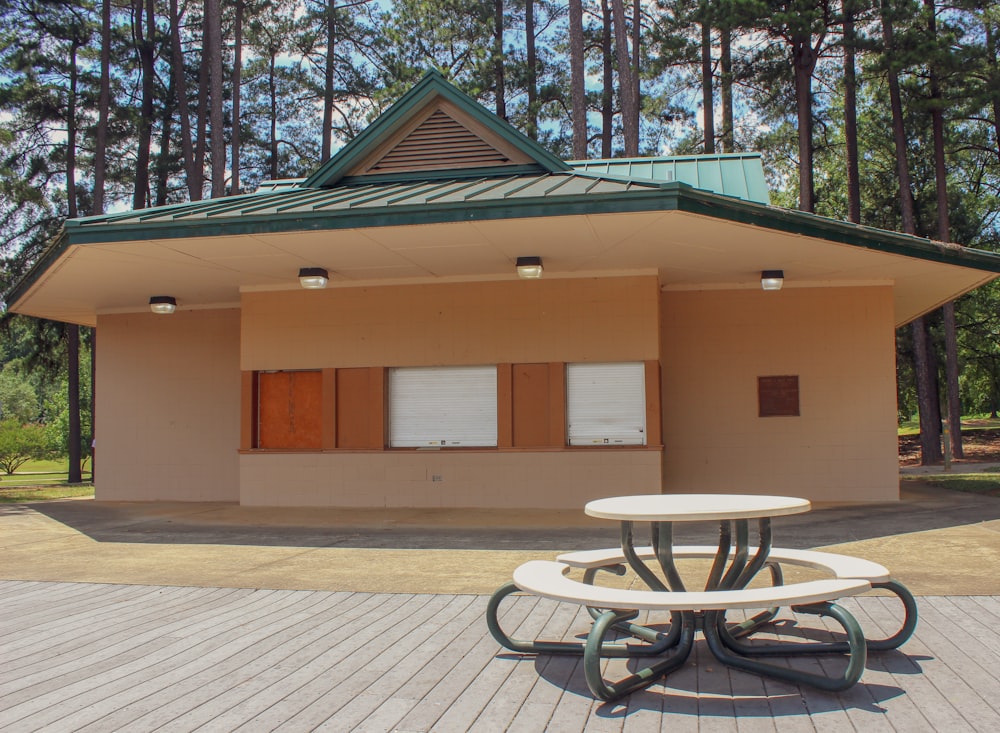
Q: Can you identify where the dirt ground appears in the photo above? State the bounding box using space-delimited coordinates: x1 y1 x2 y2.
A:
898 426 1000 466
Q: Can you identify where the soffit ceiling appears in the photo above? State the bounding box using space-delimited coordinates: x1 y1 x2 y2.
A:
13 209 996 328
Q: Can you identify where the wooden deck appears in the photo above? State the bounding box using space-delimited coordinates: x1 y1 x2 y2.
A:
1 581 999 732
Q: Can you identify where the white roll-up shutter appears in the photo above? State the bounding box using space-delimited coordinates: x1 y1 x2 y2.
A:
389 366 498 447
566 362 646 445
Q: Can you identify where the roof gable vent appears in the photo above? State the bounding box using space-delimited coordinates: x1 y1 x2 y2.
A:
370 109 511 173
346 100 536 179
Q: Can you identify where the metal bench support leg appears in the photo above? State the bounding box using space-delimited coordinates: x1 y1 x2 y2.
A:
486 581 678 657
584 610 696 702
704 603 868 692
718 579 918 654
865 580 919 651
725 562 784 639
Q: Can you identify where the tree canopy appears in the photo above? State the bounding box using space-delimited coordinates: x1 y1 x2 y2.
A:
1 0 998 465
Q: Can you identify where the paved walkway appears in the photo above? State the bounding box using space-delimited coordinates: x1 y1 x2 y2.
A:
2 483 1000 595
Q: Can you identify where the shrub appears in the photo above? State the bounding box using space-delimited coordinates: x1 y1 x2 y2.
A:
0 419 51 475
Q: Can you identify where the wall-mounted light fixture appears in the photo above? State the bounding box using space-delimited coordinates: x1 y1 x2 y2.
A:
298 267 329 289
149 296 177 314
760 270 784 291
516 256 543 279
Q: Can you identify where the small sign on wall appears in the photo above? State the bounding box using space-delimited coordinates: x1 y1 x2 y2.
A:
758 375 800 417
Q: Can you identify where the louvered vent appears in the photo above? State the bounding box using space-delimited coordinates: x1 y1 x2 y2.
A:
370 110 512 172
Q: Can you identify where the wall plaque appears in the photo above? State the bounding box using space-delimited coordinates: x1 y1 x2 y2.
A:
758 375 800 417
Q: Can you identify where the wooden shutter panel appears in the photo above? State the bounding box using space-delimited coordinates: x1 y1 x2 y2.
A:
257 371 323 449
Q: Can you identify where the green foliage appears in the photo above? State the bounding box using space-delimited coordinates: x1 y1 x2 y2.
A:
0 316 93 461
0 365 39 424
0 419 52 475
44 371 93 459
903 473 1000 496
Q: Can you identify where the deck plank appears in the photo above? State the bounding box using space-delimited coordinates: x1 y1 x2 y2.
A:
0 583 153 641
2 581 1000 732
2 588 321 730
57 589 352 732
84 590 374 732
250 594 462 731
834 598 929 733
124 591 406 732
870 596 984 732
1 586 234 672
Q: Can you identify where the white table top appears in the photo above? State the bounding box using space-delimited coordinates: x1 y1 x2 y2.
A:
584 494 811 522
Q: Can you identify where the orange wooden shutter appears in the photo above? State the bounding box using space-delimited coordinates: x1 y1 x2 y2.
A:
257 371 323 449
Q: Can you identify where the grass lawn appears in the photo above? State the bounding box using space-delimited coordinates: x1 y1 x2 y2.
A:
903 472 1000 497
898 414 1000 436
0 484 94 503
0 458 94 502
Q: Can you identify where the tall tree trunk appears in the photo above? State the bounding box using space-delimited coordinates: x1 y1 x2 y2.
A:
525 0 538 140
132 0 155 210
169 0 199 200
601 0 613 157
844 3 861 223
720 24 733 152
926 0 963 457
321 0 336 162
66 39 83 486
569 0 586 157
90 329 95 482
987 21 1000 167
883 0 942 463
631 0 640 130
67 39 79 219
792 33 818 212
206 0 225 197
701 18 715 153
93 0 111 215
231 0 243 194
194 10 210 200
269 52 279 180
610 0 638 155
155 74 175 206
66 325 82 484
494 0 506 119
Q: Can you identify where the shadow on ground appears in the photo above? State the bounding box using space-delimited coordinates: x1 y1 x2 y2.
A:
12 482 1000 552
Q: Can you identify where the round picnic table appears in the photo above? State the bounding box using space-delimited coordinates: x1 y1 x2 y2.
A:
487 493 890 702
584 493 811 594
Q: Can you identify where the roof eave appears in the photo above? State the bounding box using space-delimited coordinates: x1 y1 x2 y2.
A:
8 182 1000 315
5 230 70 311
674 187 1000 272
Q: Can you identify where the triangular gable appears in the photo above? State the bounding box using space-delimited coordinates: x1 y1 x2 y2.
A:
350 103 532 176
301 70 570 188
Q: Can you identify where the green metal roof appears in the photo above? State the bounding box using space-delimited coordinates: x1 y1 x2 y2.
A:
59 171 663 238
12 173 1000 283
6 71 1000 314
569 154 771 205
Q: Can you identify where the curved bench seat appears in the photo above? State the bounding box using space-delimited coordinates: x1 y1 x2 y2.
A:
513 559 871 611
554 544 917 651
557 545 891 583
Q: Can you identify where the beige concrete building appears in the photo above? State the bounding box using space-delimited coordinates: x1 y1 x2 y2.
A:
9 72 1000 509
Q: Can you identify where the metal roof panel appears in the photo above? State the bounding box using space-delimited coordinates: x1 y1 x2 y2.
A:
569 154 770 204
